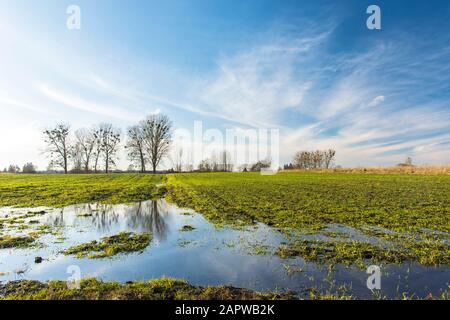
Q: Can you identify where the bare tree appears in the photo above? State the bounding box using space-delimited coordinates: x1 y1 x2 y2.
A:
293 149 336 169
142 114 173 173
125 124 147 173
173 146 184 172
198 159 212 172
398 156 414 167
250 159 271 172
70 142 83 173
22 163 37 173
197 151 233 172
73 128 96 173
293 151 310 169
97 123 121 173
405 156 413 166
314 151 322 168
43 124 71 174
210 151 219 172
92 126 103 173
220 150 233 171
8 164 20 173
324 149 336 169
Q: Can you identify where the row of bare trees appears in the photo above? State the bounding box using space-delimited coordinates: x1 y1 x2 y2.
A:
2 163 38 174
42 114 173 174
287 149 336 169
125 114 172 173
197 151 233 172
71 124 122 173
43 123 121 174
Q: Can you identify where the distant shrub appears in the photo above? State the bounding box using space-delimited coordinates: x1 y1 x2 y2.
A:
22 162 37 174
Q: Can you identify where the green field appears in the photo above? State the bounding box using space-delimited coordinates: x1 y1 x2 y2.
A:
167 172 450 233
167 172 450 266
0 173 165 207
1 172 449 267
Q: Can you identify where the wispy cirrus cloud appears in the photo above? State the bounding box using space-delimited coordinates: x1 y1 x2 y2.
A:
37 83 141 121
273 34 450 166
188 29 331 128
368 95 385 108
1 2 450 169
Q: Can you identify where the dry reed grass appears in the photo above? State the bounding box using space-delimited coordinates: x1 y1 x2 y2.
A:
281 165 450 175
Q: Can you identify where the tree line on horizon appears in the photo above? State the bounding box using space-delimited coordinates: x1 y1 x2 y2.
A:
284 149 336 170
35 113 276 174
12 113 251 174
39 114 173 174
2 113 341 174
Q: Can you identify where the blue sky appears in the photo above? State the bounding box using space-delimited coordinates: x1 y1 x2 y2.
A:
1 0 450 169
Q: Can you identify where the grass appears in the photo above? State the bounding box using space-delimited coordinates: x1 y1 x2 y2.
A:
275 239 449 267
0 235 35 248
0 173 166 207
1 278 447 300
0 278 295 300
0 209 63 247
63 232 152 259
166 172 450 266
0 172 449 266
167 172 450 233
1 171 448 300
283 165 450 175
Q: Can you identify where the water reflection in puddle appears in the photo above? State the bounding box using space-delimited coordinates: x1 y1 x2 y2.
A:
0 200 448 299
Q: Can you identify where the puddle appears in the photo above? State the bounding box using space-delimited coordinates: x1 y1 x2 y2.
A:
0 199 448 299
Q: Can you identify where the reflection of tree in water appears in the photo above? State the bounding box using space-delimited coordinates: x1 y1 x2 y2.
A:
41 201 169 239
43 204 119 231
126 201 169 240
44 208 65 226
90 204 119 232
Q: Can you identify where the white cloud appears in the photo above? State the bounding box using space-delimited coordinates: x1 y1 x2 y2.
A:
368 95 385 107
316 75 367 119
190 32 329 128
37 83 141 121
1 11 449 169
0 95 50 115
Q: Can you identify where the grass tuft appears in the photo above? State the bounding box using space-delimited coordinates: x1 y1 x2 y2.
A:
63 232 152 259
0 278 296 300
